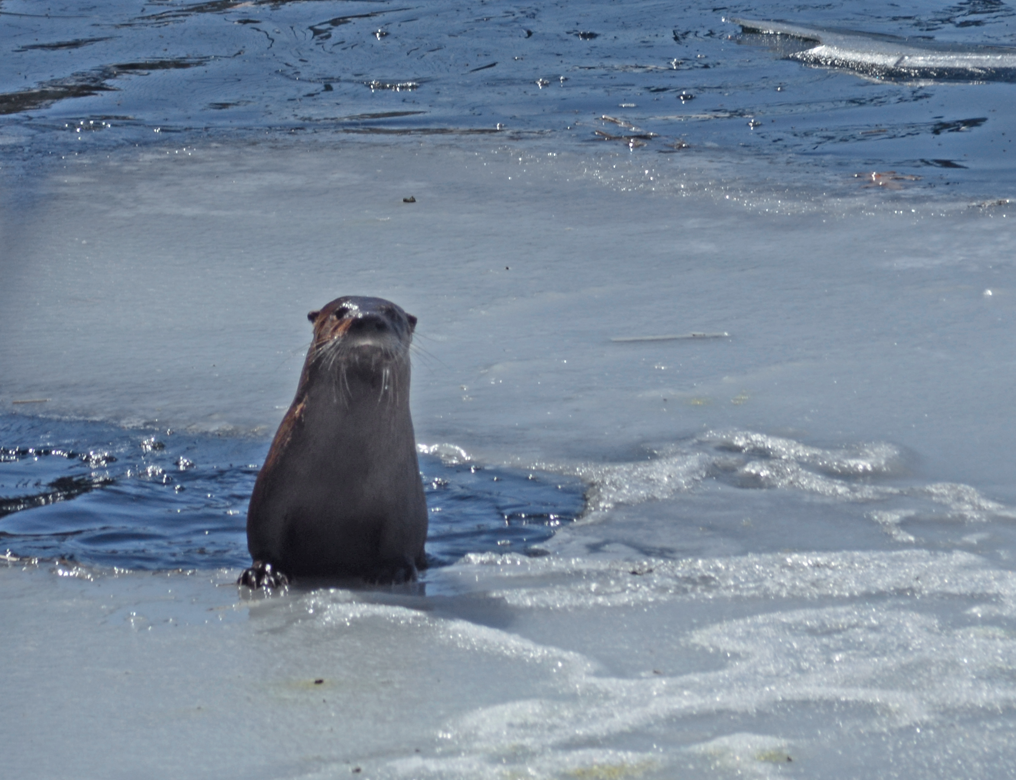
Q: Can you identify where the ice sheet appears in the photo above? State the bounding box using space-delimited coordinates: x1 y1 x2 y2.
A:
3 138 1016 778
3 139 1015 484
734 17 1016 81
5 3 1016 774
6 541 1016 778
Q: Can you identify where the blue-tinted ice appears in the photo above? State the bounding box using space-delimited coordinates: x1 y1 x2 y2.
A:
5 2 1016 778
735 17 1016 81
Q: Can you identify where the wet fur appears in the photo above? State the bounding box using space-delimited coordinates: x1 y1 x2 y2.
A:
242 296 428 586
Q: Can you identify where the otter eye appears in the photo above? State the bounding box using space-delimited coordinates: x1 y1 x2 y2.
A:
332 306 350 320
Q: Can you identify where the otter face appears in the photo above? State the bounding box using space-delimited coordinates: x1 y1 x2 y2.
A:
307 296 417 360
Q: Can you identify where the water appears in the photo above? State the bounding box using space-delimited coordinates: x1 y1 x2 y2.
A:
3 1 1016 778
4 0 1016 194
0 415 583 569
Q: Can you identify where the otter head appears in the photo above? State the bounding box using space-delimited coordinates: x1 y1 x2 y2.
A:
306 296 417 387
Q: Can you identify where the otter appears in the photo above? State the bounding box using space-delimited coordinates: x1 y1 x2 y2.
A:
239 296 428 588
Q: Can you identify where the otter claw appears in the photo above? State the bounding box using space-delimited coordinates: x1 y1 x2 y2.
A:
238 561 290 589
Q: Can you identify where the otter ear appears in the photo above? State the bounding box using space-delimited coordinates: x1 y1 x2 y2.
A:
307 310 320 323
406 313 418 332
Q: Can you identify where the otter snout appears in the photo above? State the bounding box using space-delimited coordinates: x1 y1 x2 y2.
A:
348 312 391 334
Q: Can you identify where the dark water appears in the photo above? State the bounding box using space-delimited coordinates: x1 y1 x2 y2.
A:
0 413 584 571
2 0 1016 194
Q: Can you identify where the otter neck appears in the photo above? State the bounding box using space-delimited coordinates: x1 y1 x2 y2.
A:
303 353 410 413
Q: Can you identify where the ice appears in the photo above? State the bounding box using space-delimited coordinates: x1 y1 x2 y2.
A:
4 140 1016 481
6 542 1016 777
5 28 1016 777
734 18 1016 81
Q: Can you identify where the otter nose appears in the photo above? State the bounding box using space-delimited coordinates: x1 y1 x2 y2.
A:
348 313 389 333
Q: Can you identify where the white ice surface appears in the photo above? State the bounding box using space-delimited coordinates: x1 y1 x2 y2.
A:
733 18 1016 76
3 140 1016 478
4 139 1016 777
5 545 1016 778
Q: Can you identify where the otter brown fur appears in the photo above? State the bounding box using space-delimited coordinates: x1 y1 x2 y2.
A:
239 296 428 588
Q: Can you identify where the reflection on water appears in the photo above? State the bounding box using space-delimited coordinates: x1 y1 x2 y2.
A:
2 0 1015 193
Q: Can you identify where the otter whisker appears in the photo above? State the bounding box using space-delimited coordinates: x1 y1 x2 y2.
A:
377 365 389 405
409 333 447 371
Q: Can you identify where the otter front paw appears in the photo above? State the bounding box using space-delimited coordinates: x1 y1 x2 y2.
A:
366 556 418 585
238 560 290 589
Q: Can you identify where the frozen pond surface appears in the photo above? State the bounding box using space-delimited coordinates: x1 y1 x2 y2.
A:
4 1 1016 778
5 134 1016 780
